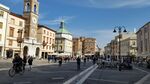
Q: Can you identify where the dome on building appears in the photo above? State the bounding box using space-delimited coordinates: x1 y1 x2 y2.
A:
57 21 71 35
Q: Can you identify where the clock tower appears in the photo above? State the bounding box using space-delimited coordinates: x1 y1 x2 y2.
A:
23 0 39 39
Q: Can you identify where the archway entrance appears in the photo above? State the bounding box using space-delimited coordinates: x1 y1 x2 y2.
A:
35 47 40 57
23 46 28 58
45 52 48 59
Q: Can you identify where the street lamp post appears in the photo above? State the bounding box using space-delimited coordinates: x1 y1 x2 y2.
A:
17 29 24 56
113 26 127 65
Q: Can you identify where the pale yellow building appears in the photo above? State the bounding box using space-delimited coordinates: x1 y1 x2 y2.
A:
5 12 25 58
37 25 56 58
120 33 137 57
105 32 137 60
0 4 9 58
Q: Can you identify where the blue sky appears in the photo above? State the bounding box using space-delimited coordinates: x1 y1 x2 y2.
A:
1 0 150 48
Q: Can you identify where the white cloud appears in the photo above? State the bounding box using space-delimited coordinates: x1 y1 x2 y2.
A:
39 16 75 26
90 0 150 8
64 0 150 8
49 16 75 25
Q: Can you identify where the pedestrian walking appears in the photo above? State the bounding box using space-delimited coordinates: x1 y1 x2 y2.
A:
77 56 81 70
83 57 86 66
93 56 96 65
22 56 27 70
48 55 51 63
28 56 33 71
58 57 62 67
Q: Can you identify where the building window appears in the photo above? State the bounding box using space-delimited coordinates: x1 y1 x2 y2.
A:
47 37 48 42
0 22 3 29
44 30 46 34
9 27 14 37
0 11 4 17
26 3 30 12
141 41 143 52
145 39 148 51
59 46 62 50
9 40 13 46
43 36 45 41
17 43 20 46
46 46 48 49
19 21 23 27
53 39 55 43
50 38 51 44
10 18 15 24
47 32 49 35
0 34 2 41
132 41 135 45
34 5 37 13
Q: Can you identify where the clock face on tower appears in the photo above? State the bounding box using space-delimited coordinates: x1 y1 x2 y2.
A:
32 17 37 24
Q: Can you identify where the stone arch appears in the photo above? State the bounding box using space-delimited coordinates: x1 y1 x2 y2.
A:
23 46 28 58
35 47 40 57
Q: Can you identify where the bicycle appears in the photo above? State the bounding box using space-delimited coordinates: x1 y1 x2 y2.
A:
8 63 25 77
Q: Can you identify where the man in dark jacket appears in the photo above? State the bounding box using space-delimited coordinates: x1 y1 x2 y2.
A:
77 57 81 70
28 56 33 71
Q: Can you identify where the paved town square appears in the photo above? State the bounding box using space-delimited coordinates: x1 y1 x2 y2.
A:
0 59 149 84
1 0 150 84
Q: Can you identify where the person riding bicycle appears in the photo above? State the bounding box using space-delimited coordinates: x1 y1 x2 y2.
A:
12 54 23 73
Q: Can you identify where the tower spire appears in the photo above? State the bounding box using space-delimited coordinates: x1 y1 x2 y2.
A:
60 20 65 29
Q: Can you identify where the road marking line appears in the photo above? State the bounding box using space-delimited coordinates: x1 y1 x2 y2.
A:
134 74 150 84
0 63 56 71
88 78 128 84
76 65 98 84
0 68 9 71
34 69 74 73
13 82 32 84
134 67 149 73
63 64 97 84
51 77 64 80
133 66 150 84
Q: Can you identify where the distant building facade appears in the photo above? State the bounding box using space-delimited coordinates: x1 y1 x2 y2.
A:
72 37 96 57
137 22 150 58
73 37 83 56
104 32 137 60
83 38 96 56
